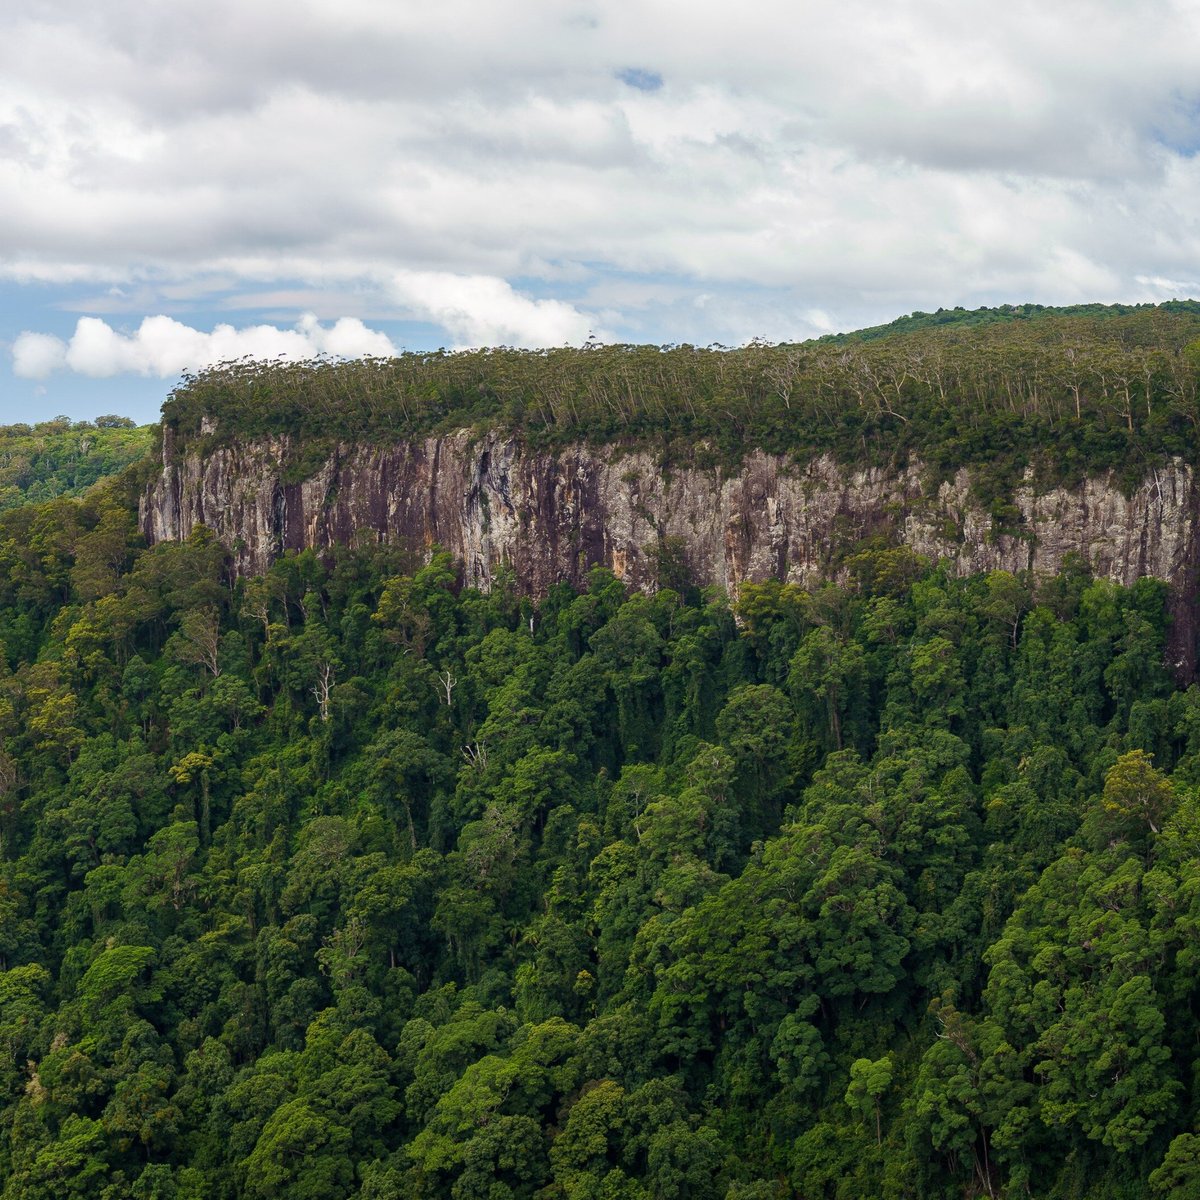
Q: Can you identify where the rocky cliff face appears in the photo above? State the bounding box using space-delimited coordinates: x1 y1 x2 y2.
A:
141 427 1200 676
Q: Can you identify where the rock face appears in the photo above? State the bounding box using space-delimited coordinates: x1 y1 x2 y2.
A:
141 427 1200 676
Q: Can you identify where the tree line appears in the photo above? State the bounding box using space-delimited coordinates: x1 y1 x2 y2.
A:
162 302 1200 502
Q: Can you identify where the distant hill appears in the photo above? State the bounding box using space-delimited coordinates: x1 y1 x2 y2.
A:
0 416 155 511
821 298 1200 342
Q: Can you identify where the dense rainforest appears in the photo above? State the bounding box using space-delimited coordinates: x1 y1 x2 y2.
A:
0 470 1199 1198
0 417 152 513
4 301 1200 1198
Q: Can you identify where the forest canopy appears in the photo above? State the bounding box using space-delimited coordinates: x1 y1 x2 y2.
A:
0 417 153 513
3 303 1200 1196
0 475 1197 1197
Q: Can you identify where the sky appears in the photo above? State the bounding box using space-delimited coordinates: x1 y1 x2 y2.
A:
3 0 1200 425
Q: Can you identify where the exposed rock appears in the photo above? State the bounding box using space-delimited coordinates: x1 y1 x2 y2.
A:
141 429 1200 677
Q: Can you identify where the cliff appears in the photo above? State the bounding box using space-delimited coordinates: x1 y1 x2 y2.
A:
140 428 1200 677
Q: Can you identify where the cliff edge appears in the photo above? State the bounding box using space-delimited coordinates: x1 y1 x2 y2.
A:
140 428 1200 677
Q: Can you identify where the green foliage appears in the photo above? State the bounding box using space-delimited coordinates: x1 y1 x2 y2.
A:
162 303 1200 503
0 480 1197 1197
0 416 153 512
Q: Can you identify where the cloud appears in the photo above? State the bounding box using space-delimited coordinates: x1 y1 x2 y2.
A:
11 331 68 379
389 270 604 348
1 0 1200 358
12 314 395 379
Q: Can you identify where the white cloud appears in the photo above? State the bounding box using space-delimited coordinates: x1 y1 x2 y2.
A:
389 270 603 348
1 0 1200 358
12 314 395 379
11 331 68 379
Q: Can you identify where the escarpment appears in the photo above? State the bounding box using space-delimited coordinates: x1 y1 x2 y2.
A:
140 427 1200 677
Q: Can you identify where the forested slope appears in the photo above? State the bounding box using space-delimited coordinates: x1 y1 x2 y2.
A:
1 475 1200 1197
0 417 152 512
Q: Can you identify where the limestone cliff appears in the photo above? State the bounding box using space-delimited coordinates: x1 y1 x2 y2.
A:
140 427 1200 676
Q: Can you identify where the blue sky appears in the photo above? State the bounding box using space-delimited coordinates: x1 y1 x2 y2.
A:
3 0 1200 426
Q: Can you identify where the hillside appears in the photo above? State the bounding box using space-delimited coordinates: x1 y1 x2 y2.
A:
820 298 1200 343
0 416 154 511
0 493 1197 1197
3 304 1200 1199
142 302 1200 686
